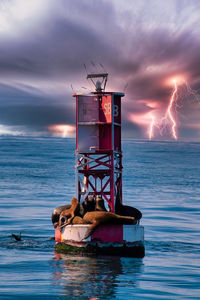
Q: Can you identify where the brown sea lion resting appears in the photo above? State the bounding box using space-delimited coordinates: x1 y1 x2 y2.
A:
52 196 96 228
115 193 142 220
51 204 71 228
79 195 96 216
59 197 80 225
95 196 107 211
59 198 136 239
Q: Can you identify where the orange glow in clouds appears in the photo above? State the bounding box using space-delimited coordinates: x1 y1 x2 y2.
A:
47 124 75 138
165 75 187 87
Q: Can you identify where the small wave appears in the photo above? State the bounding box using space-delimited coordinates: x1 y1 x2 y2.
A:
145 240 200 254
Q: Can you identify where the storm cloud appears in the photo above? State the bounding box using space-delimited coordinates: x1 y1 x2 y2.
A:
0 0 199 139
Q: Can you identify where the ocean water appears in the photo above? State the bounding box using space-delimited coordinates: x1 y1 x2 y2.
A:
0 136 200 299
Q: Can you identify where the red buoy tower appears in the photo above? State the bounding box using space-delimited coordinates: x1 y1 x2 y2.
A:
54 73 144 257
74 73 123 212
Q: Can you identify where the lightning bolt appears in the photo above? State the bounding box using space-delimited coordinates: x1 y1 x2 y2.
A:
148 80 178 141
165 79 178 140
129 76 200 141
149 114 155 140
148 77 196 140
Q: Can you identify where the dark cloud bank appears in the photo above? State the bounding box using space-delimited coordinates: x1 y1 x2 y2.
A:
0 0 199 139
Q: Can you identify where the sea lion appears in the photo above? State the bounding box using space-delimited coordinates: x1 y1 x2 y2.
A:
81 195 96 215
59 198 136 239
95 196 107 211
82 211 136 239
59 197 80 227
115 204 142 220
115 193 142 221
53 196 96 228
51 204 71 228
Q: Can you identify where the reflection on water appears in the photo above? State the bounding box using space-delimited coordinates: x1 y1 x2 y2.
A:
53 252 144 299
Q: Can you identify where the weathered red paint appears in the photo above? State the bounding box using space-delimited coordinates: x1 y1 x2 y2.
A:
74 92 124 212
91 224 123 242
55 227 62 243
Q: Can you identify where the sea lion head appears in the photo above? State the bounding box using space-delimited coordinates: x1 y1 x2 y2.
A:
95 196 107 211
51 204 71 228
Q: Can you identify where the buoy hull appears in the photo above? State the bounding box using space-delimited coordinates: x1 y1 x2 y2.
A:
55 224 145 258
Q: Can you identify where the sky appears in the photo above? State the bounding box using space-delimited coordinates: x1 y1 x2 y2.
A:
0 0 200 140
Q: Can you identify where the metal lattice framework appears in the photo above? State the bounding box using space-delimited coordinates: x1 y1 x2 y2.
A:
75 151 122 212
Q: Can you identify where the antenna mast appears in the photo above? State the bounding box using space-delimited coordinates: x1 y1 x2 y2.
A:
87 73 108 92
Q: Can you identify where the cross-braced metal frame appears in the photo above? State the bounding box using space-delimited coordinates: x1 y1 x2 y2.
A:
75 151 122 212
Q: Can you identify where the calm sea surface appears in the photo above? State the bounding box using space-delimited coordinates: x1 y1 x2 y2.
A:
0 136 200 299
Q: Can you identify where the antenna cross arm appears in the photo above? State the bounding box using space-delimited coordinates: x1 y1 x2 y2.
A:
87 73 108 79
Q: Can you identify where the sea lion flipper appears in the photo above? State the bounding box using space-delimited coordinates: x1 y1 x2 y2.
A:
82 222 98 240
68 198 79 223
59 198 80 228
